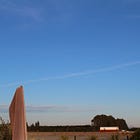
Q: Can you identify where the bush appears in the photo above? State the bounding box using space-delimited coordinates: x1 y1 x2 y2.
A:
0 117 12 140
130 129 140 140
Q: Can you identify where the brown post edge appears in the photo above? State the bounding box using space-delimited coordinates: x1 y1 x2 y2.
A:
9 86 27 140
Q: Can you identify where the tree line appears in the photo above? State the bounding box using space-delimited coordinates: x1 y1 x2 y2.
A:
27 114 129 132
27 123 94 132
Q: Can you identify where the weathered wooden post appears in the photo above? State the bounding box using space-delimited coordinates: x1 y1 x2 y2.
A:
9 86 27 140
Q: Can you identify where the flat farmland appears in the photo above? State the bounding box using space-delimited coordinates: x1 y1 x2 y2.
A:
28 132 132 140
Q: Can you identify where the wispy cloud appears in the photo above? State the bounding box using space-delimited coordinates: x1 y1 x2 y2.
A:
126 15 140 19
0 61 140 87
0 0 43 22
0 105 99 113
27 105 98 113
27 105 63 113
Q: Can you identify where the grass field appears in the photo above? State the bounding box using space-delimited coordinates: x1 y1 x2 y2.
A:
28 131 133 140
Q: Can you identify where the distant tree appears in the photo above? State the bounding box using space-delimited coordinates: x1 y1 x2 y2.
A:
116 119 128 130
91 115 116 130
91 114 128 130
30 123 35 128
35 121 40 127
29 123 35 131
26 122 29 128
27 124 94 132
130 129 140 140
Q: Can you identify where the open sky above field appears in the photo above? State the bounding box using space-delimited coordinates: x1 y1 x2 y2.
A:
0 0 140 127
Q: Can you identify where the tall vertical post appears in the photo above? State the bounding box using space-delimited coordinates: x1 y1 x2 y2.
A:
9 86 27 140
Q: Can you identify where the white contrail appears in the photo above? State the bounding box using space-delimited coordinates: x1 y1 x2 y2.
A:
0 61 140 87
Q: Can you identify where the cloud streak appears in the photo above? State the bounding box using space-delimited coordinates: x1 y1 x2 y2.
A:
0 61 140 87
127 15 140 19
0 105 99 113
0 0 43 22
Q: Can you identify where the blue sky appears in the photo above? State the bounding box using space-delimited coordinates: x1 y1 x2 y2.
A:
0 0 140 127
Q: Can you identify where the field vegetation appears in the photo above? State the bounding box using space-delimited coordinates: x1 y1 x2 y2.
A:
0 117 12 140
